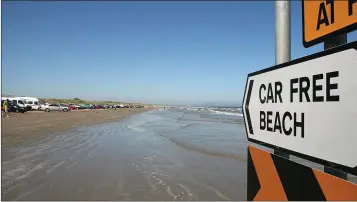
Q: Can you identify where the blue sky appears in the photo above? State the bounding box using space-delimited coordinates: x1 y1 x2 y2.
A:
2 1 356 105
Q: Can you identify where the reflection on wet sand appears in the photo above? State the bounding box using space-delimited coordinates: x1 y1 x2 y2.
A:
2 110 248 200
167 137 247 162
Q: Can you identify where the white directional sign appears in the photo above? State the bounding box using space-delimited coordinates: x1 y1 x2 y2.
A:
242 41 357 175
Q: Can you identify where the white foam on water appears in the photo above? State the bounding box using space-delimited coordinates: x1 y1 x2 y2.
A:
4 165 27 177
178 183 199 200
46 161 64 173
166 186 178 200
189 180 231 201
128 122 147 132
127 112 166 132
211 110 243 117
185 107 243 117
16 162 46 180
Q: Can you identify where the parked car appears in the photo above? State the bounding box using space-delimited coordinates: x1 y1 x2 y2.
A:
42 104 70 112
1 100 26 113
69 104 82 109
67 104 78 110
9 103 26 113
101 105 109 109
38 102 49 111
92 105 101 109
14 97 41 111
80 104 92 109
98 105 107 109
58 104 72 111
75 104 85 109
2 97 30 111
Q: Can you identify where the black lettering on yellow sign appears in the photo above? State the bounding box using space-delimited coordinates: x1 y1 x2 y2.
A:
303 0 357 47
317 0 335 31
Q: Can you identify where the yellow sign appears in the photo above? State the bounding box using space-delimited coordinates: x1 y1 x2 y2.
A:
302 0 357 48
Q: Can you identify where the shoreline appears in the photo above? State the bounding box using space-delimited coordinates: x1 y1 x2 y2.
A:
1 108 150 147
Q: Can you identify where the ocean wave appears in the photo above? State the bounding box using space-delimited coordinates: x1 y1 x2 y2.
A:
185 107 243 117
127 112 165 132
128 123 147 132
208 110 243 117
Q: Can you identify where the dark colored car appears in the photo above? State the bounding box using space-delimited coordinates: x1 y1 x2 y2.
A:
1 100 26 113
76 104 87 109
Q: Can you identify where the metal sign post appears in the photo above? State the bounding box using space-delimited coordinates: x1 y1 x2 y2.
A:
274 0 290 159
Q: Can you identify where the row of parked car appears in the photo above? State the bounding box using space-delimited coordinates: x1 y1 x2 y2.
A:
1 96 144 113
43 103 125 112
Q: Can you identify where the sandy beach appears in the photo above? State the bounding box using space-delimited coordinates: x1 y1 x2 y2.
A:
1 108 149 147
2 108 356 200
1 109 248 200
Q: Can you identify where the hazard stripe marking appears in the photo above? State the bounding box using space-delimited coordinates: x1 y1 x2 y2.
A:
247 147 261 201
247 145 357 201
313 169 357 201
248 145 287 201
271 154 326 200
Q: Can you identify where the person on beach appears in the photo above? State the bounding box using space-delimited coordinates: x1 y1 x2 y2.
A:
2 99 10 117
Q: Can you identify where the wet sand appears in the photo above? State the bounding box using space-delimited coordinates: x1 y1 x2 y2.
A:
1 108 149 147
3 109 356 200
2 110 247 200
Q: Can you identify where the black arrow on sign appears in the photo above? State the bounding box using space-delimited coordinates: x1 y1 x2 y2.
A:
245 80 254 135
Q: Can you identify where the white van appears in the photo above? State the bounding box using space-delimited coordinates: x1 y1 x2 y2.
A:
2 97 27 109
14 97 41 110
